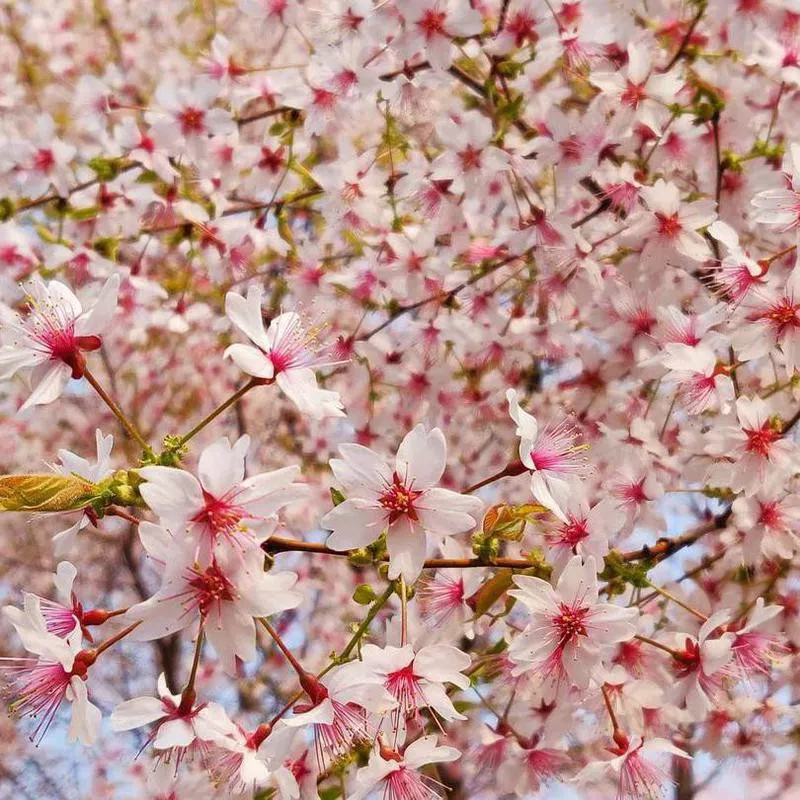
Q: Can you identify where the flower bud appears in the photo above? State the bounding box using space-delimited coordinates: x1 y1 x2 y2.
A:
0 474 97 512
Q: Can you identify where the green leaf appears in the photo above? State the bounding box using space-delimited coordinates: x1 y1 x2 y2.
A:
0 474 97 512
69 206 100 221
471 569 514 617
330 487 346 506
600 552 652 589
87 156 121 182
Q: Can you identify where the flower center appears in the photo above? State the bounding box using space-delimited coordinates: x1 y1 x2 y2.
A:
417 9 447 39
385 765 437 800
744 424 780 457
459 145 482 171
763 298 800 333
554 602 589 645
621 81 647 108
554 517 589 548
656 212 682 239
379 473 422 523
191 490 246 540
758 501 783 529
385 663 421 717
178 106 206 135
34 148 55 172
186 562 235 617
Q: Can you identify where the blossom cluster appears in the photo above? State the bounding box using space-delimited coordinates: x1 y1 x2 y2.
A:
0 0 800 798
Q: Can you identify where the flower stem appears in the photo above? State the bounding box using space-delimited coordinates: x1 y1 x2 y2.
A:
336 583 395 663
646 581 708 622
463 459 526 494
83 368 151 453
179 623 204 712
635 634 682 659
400 576 408 647
601 684 622 737
92 621 141 657
260 617 308 679
179 378 261 446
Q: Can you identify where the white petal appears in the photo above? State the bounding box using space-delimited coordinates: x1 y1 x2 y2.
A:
110 696 165 731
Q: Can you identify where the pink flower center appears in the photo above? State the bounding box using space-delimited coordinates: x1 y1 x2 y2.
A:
185 562 235 617
621 81 647 108
417 9 447 39
507 11 537 45
615 478 647 506
418 574 465 627
34 148 55 173
656 212 682 239
758 500 783 529
554 602 589 645
559 135 583 162
3 658 73 743
39 323 79 362
763 298 800 334
744 424 780 457
191 490 246 541
553 517 589 548
528 419 585 476
379 472 422 523
311 699 366 764
178 106 206 135
385 663 422 717
384 766 439 800
459 145 482 171
312 87 337 110
258 145 286 173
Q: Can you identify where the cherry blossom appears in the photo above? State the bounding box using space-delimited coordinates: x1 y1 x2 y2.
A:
224 287 346 419
508 555 638 691
506 388 586 522
704 395 798 495
1 0 800 795
395 0 483 71
358 642 471 727
139 434 307 561
635 179 717 263
321 424 483 582
351 735 460 800
126 542 302 673
280 662 396 765
669 610 736 721
2 595 101 744
0 274 119 411
110 673 224 753
575 735 690 800
751 143 800 233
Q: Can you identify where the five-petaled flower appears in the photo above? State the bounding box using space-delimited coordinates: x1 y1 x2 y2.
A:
321 424 483 582
508 555 638 691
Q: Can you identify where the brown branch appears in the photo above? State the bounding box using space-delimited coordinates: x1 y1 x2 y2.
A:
618 507 731 563
236 105 290 127
12 162 139 215
379 60 535 138
357 252 522 341
664 2 707 72
264 509 730 568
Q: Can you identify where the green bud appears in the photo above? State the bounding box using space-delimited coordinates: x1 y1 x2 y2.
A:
88 156 122 182
0 198 15 221
352 584 377 605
